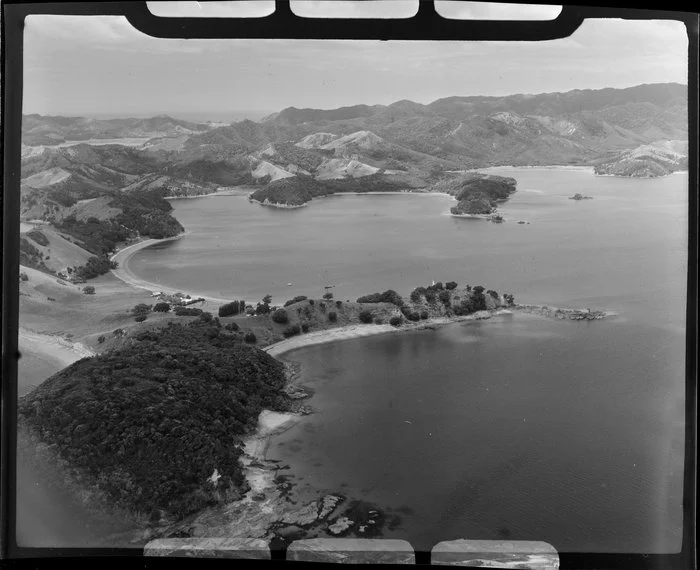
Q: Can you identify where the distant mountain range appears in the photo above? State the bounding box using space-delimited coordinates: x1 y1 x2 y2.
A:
20 82 688 216
21 114 213 146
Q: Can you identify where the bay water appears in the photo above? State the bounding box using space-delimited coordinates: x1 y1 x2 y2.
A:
20 167 687 552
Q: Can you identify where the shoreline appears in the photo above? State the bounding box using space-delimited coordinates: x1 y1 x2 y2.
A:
109 234 239 305
164 187 255 200
231 301 611 540
250 189 455 210
222 309 517 541
262 310 512 359
249 197 308 209
19 329 95 364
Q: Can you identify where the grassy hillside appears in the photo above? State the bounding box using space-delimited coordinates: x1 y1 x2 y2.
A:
20 227 94 274
593 140 688 177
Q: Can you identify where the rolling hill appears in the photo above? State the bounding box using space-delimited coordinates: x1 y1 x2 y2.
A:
19 83 688 241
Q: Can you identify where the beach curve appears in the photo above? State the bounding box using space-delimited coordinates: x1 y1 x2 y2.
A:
262 311 514 359
109 234 237 305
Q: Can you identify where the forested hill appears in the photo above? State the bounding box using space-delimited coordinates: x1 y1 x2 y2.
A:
18 318 291 522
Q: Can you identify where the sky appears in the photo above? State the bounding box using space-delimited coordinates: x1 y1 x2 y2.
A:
22 2 688 120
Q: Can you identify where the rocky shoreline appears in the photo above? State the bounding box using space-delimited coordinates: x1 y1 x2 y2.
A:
18 291 612 548
249 197 308 209
513 304 612 320
157 302 611 544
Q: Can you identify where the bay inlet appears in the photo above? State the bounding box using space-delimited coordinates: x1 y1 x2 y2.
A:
112 167 689 552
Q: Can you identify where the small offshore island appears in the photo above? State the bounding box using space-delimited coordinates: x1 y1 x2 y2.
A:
19 261 610 546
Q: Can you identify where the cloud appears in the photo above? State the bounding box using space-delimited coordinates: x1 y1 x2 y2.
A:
22 13 689 116
24 15 213 54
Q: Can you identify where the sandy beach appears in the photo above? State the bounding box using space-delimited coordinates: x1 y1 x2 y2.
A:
19 329 94 364
263 310 511 358
109 235 237 305
18 329 96 397
261 303 608 360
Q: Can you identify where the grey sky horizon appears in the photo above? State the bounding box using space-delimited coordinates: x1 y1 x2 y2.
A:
23 11 688 120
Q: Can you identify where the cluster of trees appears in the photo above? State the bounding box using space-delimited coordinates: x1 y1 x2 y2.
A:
112 190 184 240
283 324 302 338
356 289 404 306
218 300 246 317
284 296 307 307
271 309 289 324
18 319 290 520
164 157 254 188
450 285 489 315
410 282 447 304
400 307 421 321
26 230 49 247
154 302 171 312
250 176 326 206
433 173 517 216
254 295 273 315
450 193 494 215
358 310 374 324
250 172 407 207
51 191 183 280
56 216 130 257
321 173 406 195
49 188 79 208
273 142 325 172
132 303 152 316
19 237 49 273
75 256 118 280
174 306 204 317
82 286 95 295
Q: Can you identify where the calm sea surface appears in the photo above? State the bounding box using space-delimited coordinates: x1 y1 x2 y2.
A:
129 167 688 553
20 168 687 551
129 168 687 329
